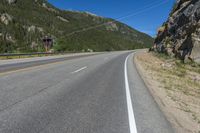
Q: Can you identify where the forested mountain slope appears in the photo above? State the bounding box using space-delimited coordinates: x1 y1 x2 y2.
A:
0 0 153 53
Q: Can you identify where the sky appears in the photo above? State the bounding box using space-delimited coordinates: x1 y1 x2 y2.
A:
47 0 175 37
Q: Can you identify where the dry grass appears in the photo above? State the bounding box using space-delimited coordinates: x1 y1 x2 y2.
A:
135 51 200 133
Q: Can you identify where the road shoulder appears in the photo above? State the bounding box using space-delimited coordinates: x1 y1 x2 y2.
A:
127 52 173 133
134 51 200 133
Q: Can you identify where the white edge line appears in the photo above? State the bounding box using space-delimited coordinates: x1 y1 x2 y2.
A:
125 54 138 133
72 66 87 74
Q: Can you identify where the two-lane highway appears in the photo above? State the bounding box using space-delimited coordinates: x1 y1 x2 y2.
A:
0 51 174 133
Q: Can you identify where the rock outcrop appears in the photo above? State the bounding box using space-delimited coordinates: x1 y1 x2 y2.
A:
105 22 119 31
6 0 17 4
154 0 200 62
0 13 13 25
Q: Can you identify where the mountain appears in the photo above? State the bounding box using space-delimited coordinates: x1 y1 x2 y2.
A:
154 0 200 62
0 0 153 53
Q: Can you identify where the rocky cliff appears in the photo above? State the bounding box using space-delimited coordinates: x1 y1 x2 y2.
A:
154 0 200 62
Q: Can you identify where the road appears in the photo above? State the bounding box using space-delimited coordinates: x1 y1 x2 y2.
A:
0 51 174 133
0 53 98 73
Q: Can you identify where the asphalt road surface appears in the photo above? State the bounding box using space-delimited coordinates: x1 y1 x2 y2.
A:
0 51 174 133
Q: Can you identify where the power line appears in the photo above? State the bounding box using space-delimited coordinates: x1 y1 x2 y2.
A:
116 0 170 21
72 0 166 32
65 0 170 37
114 0 169 21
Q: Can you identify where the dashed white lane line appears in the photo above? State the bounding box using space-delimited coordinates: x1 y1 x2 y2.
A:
71 66 87 74
124 54 138 133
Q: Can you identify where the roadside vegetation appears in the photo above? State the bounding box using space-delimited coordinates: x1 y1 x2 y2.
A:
135 51 200 133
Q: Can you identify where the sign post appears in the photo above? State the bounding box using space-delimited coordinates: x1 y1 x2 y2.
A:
43 36 53 52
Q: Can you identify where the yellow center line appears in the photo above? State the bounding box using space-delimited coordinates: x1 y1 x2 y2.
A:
0 53 99 77
0 60 68 77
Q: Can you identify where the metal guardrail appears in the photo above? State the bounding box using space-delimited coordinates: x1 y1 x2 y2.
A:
0 52 66 59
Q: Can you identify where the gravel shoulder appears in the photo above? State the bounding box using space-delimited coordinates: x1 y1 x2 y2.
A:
134 51 200 133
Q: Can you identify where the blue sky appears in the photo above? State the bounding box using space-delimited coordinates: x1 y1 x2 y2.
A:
48 0 175 37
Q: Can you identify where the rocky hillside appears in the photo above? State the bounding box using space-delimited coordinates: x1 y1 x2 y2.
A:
154 0 200 62
0 0 153 53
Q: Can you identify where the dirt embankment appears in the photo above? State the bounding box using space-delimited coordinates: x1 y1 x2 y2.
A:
134 51 200 133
